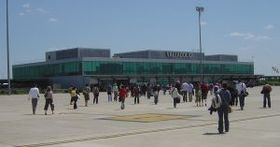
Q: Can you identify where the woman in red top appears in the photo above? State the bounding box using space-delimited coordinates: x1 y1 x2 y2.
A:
119 86 127 110
201 82 209 106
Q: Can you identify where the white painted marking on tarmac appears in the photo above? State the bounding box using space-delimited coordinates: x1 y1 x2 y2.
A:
50 143 114 147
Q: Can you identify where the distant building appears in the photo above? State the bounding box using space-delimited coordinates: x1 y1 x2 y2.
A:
12 48 255 88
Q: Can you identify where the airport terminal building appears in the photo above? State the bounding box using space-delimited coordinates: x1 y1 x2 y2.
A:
12 48 254 88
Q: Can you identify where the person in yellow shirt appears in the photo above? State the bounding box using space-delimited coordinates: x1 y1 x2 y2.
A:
70 86 79 109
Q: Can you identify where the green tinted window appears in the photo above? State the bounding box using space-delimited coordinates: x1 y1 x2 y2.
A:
13 60 253 80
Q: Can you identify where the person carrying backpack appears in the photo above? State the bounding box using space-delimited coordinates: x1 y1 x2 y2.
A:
217 83 232 134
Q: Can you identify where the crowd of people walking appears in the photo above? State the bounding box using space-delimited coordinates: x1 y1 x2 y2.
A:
28 80 272 134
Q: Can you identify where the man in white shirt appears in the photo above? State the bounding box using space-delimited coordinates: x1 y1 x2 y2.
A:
187 82 194 102
181 82 189 102
29 84 40 115
236 81 247 110
170 86 181 108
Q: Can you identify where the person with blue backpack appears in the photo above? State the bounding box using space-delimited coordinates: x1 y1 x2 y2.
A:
217 82 232 134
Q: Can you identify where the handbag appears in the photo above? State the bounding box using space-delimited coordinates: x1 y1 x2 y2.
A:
175 97 181 103
241 91 249 97
228 106 232 113
245 91 249 97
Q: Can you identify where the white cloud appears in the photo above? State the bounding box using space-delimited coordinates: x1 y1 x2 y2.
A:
229 32 246 37
264 24 274 30
19 4 57 23
243 33 255 39
22 3 30 9
25 9 32 13
228 32 271 41
18 12 25 16
236 46 257 52
36 8 48 13
255 35 271 40
48 17 58 22
21 4 48 15
22 3 32 13
201 21 207 26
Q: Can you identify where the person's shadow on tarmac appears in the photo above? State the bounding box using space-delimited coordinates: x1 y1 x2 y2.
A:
203 132 222 135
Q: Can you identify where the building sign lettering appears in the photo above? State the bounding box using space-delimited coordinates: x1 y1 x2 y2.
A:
165 52 192 58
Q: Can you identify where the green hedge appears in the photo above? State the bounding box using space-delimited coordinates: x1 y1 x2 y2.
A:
0 88 70 95
0 88 29 95
259 80 280 86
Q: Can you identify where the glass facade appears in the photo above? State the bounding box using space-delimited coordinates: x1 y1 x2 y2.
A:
83 61 253 75
13 60 253 81
13 62 82 80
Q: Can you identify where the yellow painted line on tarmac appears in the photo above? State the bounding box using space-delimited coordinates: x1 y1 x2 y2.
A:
15 113 280 147
104 113 197 123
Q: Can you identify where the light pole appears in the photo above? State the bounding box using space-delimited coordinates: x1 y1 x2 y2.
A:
196 6 204 82
6 0 11 95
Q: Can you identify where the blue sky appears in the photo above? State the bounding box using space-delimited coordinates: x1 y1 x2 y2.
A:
0 0 279 78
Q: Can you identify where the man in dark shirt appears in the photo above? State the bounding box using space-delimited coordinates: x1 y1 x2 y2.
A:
261 84 272 108
217 83 232 134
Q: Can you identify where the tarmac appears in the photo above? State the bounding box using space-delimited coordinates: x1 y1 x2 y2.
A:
0 86 279 147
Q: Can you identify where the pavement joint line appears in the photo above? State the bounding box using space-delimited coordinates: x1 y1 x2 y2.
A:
15 113 280 147
230 113 280 123
103 113 200 123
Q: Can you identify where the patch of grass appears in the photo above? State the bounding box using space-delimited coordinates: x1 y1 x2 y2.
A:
259 80 280 86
